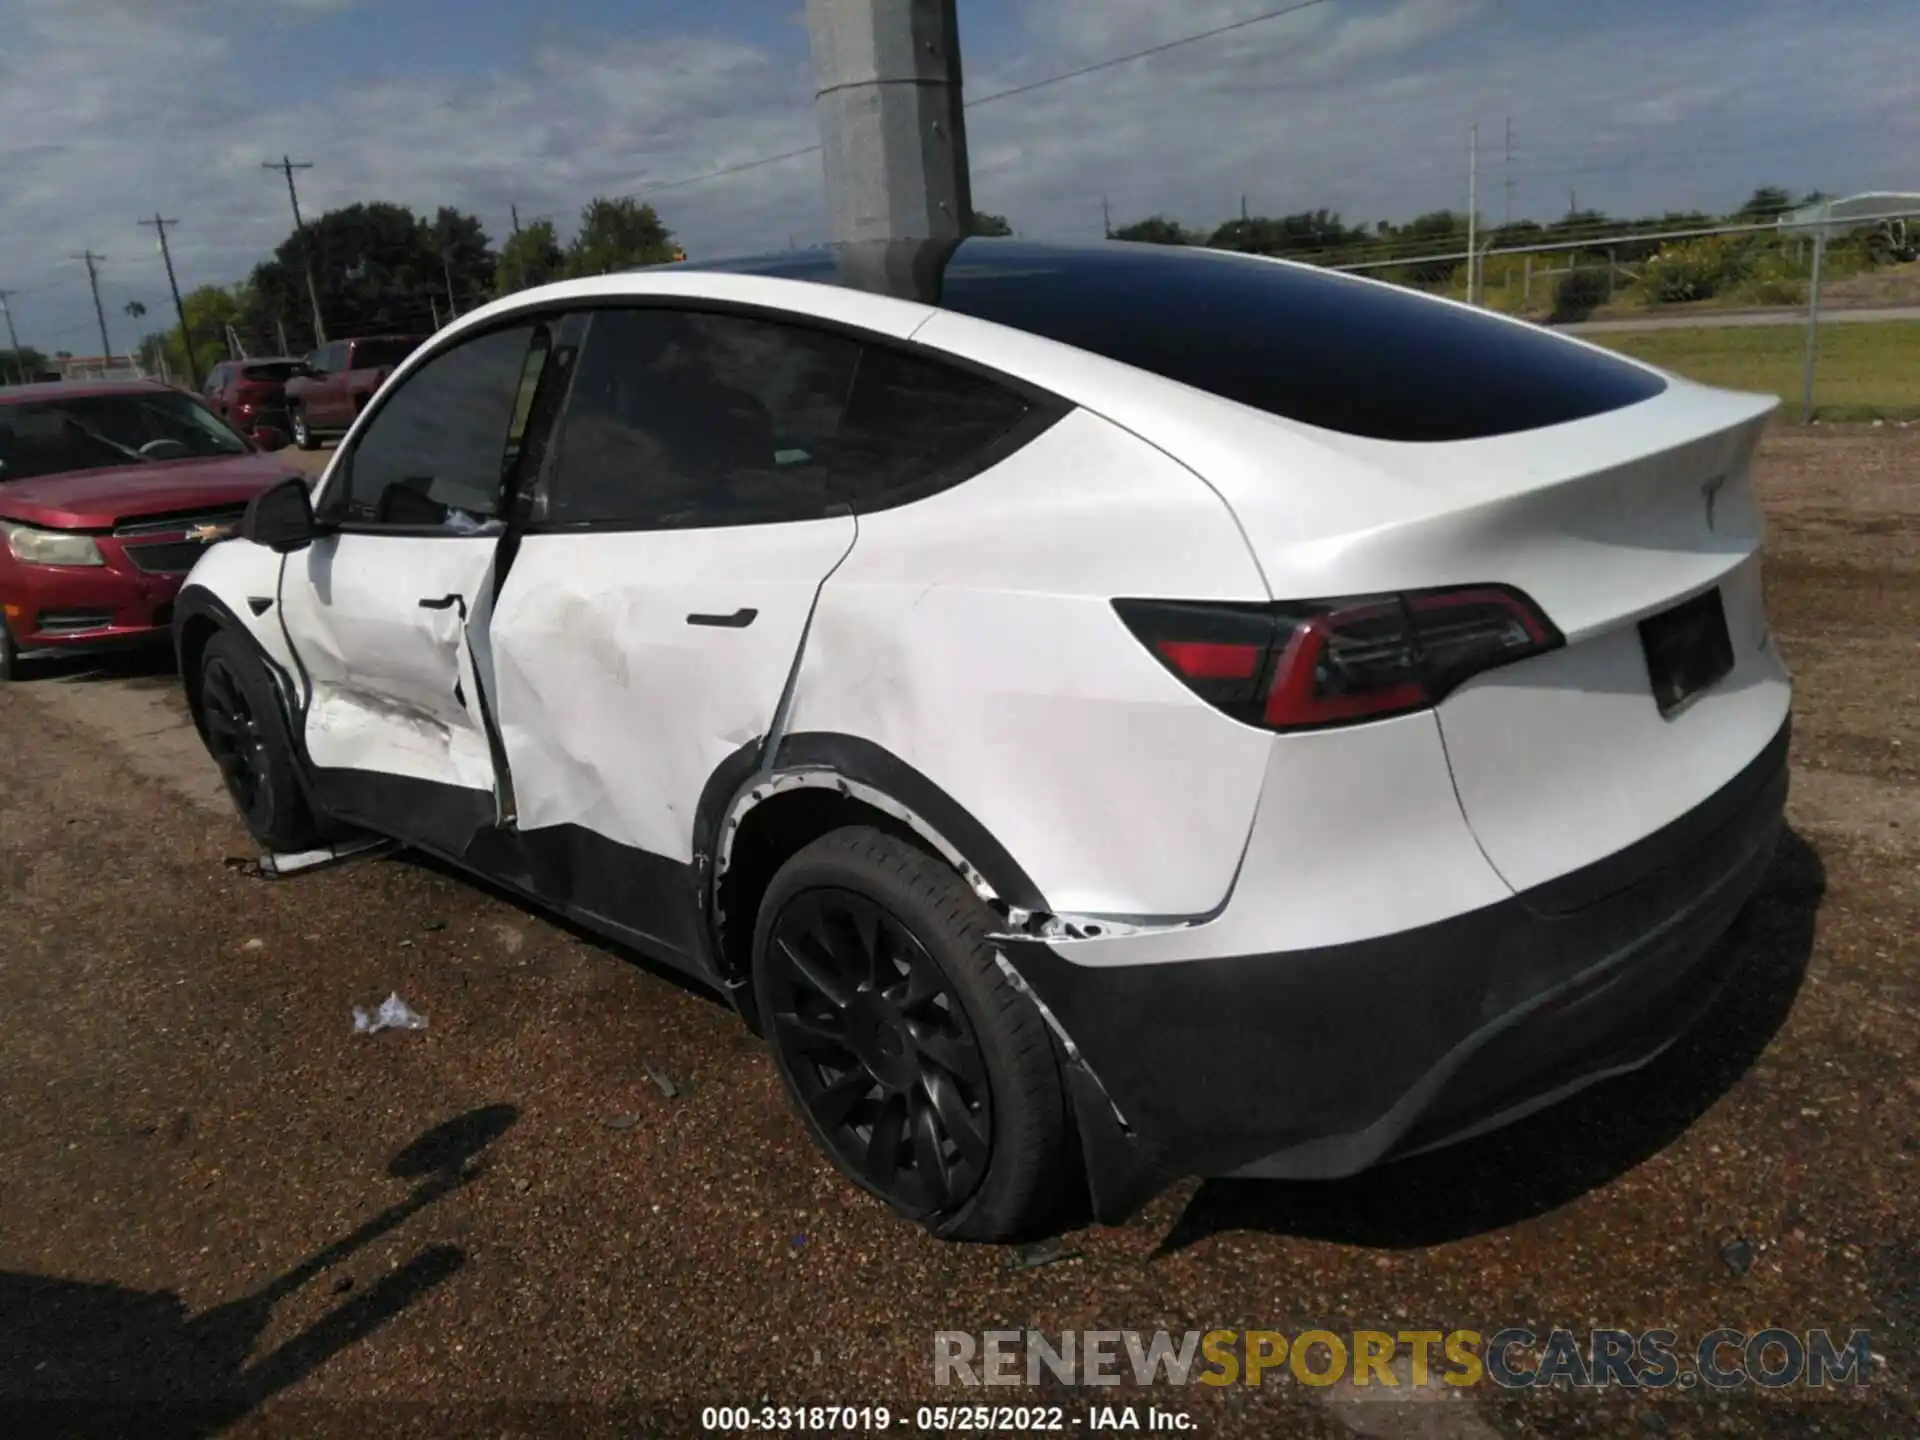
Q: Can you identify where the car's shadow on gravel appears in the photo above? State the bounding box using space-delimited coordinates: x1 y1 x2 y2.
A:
1155 828 1826 1255
390 847 735 1011
0 1104 516 1438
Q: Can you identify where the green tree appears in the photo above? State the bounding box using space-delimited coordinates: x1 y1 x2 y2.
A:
1112 215 1194 246
0 345 48 383
1734 186 1794 222
968 211 1012 237
124 300 148 322
563 196 678 277
145 284 243 382
241 201 497 348
496 218 564 295
1207 210 1365 260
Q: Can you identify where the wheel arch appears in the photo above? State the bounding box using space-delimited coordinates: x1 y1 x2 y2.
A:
692 730 1164 1227
173 584 302 745
693 731 1052 1023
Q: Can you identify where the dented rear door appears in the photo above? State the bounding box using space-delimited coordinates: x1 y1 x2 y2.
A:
487 516 855 862
482 303 875 874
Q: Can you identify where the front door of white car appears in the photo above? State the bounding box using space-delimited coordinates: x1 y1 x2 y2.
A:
277 320 552 845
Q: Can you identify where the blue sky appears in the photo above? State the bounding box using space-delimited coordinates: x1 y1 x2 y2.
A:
3 0 1917 355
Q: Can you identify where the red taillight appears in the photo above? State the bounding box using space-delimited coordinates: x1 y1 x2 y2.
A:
1157 640 1262 680
1114 585 1562 733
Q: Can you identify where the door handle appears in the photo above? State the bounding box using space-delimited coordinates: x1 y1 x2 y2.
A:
687 607 757 629
419 593 468 620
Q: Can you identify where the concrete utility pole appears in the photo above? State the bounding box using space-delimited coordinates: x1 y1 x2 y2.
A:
1466 124 1479 305
807 0 972 246
73 250 112 361
140 214 199 389
265 156 327 345
1503 115 1514 230
0 289 23 382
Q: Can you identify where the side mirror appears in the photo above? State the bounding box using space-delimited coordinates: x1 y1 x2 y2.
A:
252 425 291 453
240 476 320 553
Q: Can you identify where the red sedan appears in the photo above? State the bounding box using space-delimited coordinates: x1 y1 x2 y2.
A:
0 379 307 679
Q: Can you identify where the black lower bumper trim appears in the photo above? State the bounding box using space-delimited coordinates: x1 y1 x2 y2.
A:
1003 717 1791 1215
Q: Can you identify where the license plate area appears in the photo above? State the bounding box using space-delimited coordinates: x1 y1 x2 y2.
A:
1640 587 1735 717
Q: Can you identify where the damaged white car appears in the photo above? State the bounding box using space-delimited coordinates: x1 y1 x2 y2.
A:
177 238 1791 1241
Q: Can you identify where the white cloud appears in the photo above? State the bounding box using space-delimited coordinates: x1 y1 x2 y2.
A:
3 0 1917 353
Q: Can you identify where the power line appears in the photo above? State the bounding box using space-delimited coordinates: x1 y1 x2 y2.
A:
969 0 1340 110
641 0 1343 196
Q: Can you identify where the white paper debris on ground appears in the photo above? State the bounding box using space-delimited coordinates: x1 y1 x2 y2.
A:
352 993 428 1034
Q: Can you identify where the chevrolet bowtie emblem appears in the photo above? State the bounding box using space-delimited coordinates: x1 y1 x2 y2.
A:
185 522 235 544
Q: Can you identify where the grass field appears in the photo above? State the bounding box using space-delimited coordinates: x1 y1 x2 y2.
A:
1592 319 1920 422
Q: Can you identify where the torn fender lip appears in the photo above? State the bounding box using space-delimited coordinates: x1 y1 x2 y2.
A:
716 765 1007 911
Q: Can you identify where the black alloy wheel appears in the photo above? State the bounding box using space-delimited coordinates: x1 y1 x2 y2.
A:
200 649 278 836
762 886 994 1217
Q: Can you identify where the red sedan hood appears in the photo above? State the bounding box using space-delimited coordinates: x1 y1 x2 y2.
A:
0 452 303 529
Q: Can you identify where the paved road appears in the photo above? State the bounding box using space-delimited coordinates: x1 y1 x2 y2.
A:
1564 304 1920 334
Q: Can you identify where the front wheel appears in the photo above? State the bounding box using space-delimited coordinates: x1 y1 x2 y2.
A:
289 405 317 451
197 630 325 851
752 826 1077 1242
0 622 19 682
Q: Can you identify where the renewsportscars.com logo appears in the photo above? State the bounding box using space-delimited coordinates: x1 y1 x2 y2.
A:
934 1328 1879 1391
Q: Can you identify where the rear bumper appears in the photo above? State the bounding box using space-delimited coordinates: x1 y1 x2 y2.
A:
1000 717 1790 1217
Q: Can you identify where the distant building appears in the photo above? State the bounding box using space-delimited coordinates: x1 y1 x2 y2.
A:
51 354 147 382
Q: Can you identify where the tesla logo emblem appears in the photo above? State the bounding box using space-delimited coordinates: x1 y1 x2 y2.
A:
185 522 234 544
1702 475 1726 531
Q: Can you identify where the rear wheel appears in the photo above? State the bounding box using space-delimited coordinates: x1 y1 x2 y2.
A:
752 826 1076 1242
289 404 317 451
197 630 324 851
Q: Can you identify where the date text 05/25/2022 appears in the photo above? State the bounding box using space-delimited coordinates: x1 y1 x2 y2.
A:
699 1404 1192 1432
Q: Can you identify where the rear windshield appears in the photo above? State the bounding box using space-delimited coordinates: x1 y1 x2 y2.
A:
242 362 302 383
935 242 1667 442
353 338 420 369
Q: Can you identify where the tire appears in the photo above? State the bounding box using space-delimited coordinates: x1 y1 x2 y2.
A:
752 826 1076 1242
0 622 19 682
289 404 317 451
196 630 325 851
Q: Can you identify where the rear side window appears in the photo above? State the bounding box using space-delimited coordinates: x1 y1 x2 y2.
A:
935 241 1667 442
544 307 860 529
829 348 1032 510
543 306 1043 529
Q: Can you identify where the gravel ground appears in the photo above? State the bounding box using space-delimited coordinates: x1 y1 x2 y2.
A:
0 429 1914 1439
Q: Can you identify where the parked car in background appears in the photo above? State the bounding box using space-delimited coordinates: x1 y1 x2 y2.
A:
203 357 305 448
282 335 424 450
177 239 1788 1241
0 379 304 679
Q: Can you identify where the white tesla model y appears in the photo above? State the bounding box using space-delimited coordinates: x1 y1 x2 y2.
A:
177 238 1791 1241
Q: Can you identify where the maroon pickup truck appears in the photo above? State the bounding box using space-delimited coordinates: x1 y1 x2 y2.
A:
282 334 424 450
